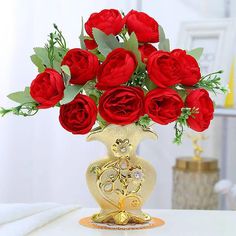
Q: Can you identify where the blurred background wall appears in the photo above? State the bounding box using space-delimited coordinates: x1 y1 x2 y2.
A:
0 0 235 209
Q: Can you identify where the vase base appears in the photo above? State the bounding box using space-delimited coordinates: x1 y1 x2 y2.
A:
91 210 152 225
79 215 165 230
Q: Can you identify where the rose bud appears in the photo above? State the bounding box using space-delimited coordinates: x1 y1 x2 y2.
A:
145 88 184 125
61 48 99 85
99 86 144 125
59 94 97 134
147 50 182 88
84 38 98 50
85 9 124 37
138 44 157 63
96 48 137 90
172 49 201 86
30 68 65 109
185 89 214 132
125 10 159 43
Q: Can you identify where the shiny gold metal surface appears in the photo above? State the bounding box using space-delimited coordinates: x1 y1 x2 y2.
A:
174 157 218 172
86 124 157 225
79 216 165 230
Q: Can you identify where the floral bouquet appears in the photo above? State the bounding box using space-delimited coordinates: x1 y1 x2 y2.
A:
1 9 226 143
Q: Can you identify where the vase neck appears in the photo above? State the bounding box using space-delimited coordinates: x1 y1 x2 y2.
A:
87 124 157 158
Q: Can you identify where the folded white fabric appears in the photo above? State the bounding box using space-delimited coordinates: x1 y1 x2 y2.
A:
0 204 80 236
0 203 60 225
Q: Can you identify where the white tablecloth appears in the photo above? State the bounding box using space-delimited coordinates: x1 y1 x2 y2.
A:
0 203 80 236
30 208 236 236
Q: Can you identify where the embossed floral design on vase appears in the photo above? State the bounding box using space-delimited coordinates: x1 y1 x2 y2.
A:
86 124 157 225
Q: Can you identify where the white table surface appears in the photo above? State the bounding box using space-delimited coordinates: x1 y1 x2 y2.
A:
30 208 236 236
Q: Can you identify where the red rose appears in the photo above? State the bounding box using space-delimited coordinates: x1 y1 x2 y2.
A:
125 10 159 43
145 88 184 125
99 86 144 125
85 9 124 37
147 50 182 88
61 48 99 85
172 49 201 86
59 94 97 134
84 38 98 50
185 89 214 132
30 68 65 109
138 44 157 63
96 48 137 90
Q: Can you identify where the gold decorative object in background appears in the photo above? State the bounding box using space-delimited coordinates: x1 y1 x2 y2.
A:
187 134 208 161
86 124 159 225
224 58 235 108
172 134 219 209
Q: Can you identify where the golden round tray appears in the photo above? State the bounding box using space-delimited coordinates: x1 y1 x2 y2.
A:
79 216 165 230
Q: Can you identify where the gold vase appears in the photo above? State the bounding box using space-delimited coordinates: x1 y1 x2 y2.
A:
86 124 157 225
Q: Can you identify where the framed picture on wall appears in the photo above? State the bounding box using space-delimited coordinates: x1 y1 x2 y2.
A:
178 19 236 107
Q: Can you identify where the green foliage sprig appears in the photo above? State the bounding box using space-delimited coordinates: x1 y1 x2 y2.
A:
195 70 228 94
45 24 68 68
0 102 38 117
136 115 152 129
52 24 67 51
173 107 199 144
2 87 39 117
45 33 55 68
127 71 147 87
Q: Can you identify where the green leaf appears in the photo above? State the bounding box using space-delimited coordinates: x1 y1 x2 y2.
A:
146 78 157 90
7 87 35 104
60 85 82 105
61 65 71 86
61 65 71 77
83 80 96 95
32 47 66 72
187 48 204 60
96 53 106 61
137 115 152 128
30 55 45 72
92 28 120 57
97 113 107 128
88 89 101 105
124 32 145 71
158 25 170 52
89 48 106 61
53 47 67 71
33 47 51 67
158 38 170 51
79 17 86 50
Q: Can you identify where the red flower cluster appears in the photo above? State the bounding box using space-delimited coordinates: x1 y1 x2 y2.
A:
29 9 215 136
84 9 160 50
147 49 201 88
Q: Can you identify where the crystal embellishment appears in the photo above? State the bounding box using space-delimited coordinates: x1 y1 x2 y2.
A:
104 183 113 192
112 138 133 158
132 169 144 181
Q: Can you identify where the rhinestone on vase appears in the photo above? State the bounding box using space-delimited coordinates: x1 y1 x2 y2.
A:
103 182 113 193
120 160 128 170
132 169 143 181
120 147 127 153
